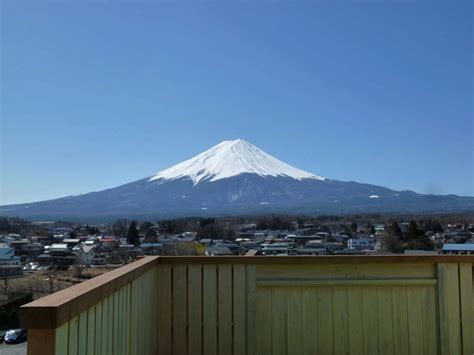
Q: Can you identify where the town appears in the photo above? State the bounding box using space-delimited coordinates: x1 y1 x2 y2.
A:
1 214 473 275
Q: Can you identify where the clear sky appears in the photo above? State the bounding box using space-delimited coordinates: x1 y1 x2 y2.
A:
1 1 473 205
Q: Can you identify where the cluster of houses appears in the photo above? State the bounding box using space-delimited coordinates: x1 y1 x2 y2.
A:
0 221 473 278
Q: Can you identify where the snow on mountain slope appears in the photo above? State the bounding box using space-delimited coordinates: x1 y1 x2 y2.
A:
149 139 325 185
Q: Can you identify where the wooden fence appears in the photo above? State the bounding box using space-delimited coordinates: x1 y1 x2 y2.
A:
21 255 473 355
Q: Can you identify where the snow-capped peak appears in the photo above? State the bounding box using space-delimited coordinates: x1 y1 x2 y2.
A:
149 139 325 185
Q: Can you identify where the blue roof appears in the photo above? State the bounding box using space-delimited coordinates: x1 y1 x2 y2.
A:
0 248 19 260
442 243 474 251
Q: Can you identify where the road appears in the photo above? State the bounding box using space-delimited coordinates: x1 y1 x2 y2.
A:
0 342 27 355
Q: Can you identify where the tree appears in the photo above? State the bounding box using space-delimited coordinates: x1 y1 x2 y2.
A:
139 221 154 235
127 221 140 246
387 222 402 239
405 220 423 241
350 222 358 234
144 228 158 243
380 223 403 253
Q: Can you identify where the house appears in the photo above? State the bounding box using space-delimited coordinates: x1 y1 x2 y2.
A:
261 242 290 255
205 246 233 256
76 245 107 266
348 238 372 250
0 248 21 265
442 243 474 255
294 247 326 255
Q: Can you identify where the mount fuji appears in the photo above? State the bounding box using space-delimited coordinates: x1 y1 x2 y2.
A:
1 139 473 221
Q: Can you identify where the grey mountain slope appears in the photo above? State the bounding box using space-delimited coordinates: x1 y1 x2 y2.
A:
1 174 473 222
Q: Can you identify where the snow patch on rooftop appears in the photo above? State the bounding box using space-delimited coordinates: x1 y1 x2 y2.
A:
149 139 325 185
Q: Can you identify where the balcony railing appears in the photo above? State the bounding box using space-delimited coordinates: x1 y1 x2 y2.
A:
21 255 473 355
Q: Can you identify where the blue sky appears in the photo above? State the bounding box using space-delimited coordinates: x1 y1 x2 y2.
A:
1 1 473 204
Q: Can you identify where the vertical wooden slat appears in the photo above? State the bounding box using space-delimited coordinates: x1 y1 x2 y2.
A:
246 264 256 355
218 265 233 355
113 291 120 355
86 306 95 355
138 275 144 355
438 262 461 355
348 288 364 355
152 269 159 355
233 264 247 355
121 286 127 355
272 288 287 355
78 311 87 355
377 287 394 355
100 297 109 355
188 264 202 355
130 280 138 354
56 323 69 355
203 264 217 355
69 316 79 355
317 288 333 355
157 264 172 355
173 264 187 355
302 288 318 355
95 301 103 354
333 287 349 355
391 287 409 355
287 288 303 355
362 288 378 354
125 284 131 354
407 287 424 355
459 263 473 355
107 293 114 355
421 286 438 355
256 287 272 355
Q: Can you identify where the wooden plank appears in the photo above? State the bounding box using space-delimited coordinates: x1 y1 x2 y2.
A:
113 291 119 355
391 287 409 355
257 263 436 280
120 286 127 355
376 287 394 355
99 297 109 354
407 287 424 355
256 287 272 354
95 301 103 355
302 288 318 355
421 286 438 355
27 329 56 355
246 264 256 355
438 263 461 355
271 288 287 355
21 256 159 329
86 306 95 355
107 292 114 355
173 264 187 355
203 264 217 355
347 288 364 355
69 316 79 355
56 323 68 355
78 311 88 355
188 264 202 355
459 263 473 355
287 288 303 355
218 265 233 355
257 279 437 287
333 287 349 355
157 255 474 265
157 264 172 355
362 288 378 354
233 264 247 355
317 288 333 355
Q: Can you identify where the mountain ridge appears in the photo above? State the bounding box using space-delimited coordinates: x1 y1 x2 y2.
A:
1 140 473 221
